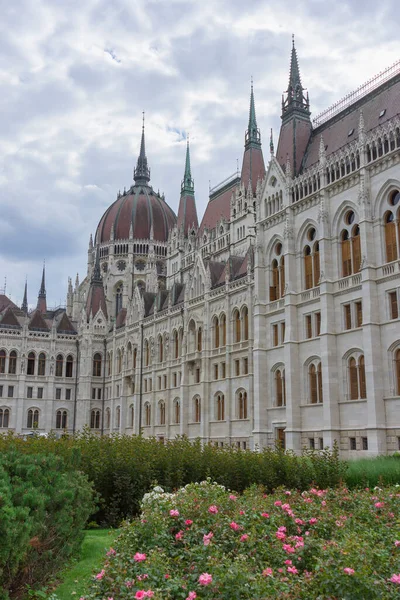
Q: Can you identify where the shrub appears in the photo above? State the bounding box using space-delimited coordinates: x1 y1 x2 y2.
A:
83 481 400 600
0 450 95 598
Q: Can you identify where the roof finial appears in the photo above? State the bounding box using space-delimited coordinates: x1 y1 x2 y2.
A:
292 33 295 48
134 111 151 184
281 34 310 119
37 261 47 313
270 128 274 155
21 277 28 313
181 133 194 195
245 78 261 148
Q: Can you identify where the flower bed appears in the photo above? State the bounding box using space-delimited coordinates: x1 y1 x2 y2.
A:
84 481 400 599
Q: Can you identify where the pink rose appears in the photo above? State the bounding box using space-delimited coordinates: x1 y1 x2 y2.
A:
135 593 146 600
395 541 400 547
295 518 304 525
186 593 197 600
145 593 154 598
199 572 213 586
229 494 237 501
276 531 286 540
390 574 400 584
230 521 240 531
106 548 116 556
274 500 282 506
134 552 147 562
375 502 384 508
175 530 184 540
343 568 355 575
239 510 245 515
170 509 179 517
208 505 218 514
262 567 273 577
185 519 193 526
283 544 295 553
203 532 213 546
284 560 292 565
240 534 249 542
95 569 105 580
309 518 317 525
287 566 298 574
261 512 269 518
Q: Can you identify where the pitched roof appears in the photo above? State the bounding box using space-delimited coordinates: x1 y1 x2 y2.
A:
0 307 22 328
85 284 108 321
199 179 238 236
0 294 18 313
28 309 50 331
56 312 77 334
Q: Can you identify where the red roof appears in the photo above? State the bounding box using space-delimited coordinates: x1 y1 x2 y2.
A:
199 181 237 236
96 185 177 243
177 193 199 234
276 117 312 175
0 294 18 313
86 284 108 320
241 145 266 192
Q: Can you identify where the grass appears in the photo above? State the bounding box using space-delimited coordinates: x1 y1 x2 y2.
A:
52 529 118 600
345 455 400 488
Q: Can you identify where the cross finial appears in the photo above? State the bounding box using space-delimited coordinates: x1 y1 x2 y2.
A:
142 111 145 129
292 33 295 47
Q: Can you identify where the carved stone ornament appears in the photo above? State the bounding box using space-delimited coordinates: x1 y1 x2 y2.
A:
150 338 155 357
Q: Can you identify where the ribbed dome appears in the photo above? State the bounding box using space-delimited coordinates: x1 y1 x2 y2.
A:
95 185 177 244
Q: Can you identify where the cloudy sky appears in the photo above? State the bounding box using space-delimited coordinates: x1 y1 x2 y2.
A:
0 0 398 307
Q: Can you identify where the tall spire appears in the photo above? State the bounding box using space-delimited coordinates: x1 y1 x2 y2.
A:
92 248 102 283
37 262 47 313
133 112 151 184
281 34 310 120
245 78 261 148
181 135 194 195
21 278 28 314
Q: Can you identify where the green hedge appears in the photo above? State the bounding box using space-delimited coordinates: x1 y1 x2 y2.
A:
0 431 348 527
0 450 95 599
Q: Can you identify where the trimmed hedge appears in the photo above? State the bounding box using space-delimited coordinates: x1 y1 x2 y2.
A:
0 431 347 527
0 450 94 599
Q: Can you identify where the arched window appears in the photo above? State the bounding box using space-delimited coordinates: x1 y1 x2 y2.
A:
270 242 285 300
144 340 150 367
304 246 313 289
216 393 225 421
116 406 121 428
213 316 220 348
0 408 10 428
129 404 134 428
197 328 202 352
309 364 317 404
242 307 249 340
275 368 286 407
159 401 165 425
340 211 361 277
396 349 400 395
90 409 100 429
56 410 68 429
38 353 46 376
133 347 137 369
56 354 64 377
238 390 248 419
270 259 279 301
341 230 352 277
352 225 361 274
159 336 163 363
384 211 398 262
8 351 17 375
93 353 102 377
145 403 151 427
221 314 227 346
106 407 111 429
27 352 35 376
194 396 201 422
317 362 323 403
188 320 196 353
233 310 241 343
280 256 285 297
349 357 358 400
174 399 180 424
173 330 179 359
115 284 123 316
359 356 366 399
117 349 122 374
27 408 40 429
0 350 5 374
66 355 73 378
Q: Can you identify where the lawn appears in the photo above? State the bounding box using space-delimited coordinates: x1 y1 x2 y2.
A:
53 529 118 600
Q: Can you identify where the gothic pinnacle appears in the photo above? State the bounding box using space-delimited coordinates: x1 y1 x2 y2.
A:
133 111 151 184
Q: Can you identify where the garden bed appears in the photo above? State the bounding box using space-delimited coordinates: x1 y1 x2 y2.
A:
83 481 400 599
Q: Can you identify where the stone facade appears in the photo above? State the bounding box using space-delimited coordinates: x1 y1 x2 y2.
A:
1 42 400 457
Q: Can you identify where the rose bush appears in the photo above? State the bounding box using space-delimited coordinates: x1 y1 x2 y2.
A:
83 481 400 599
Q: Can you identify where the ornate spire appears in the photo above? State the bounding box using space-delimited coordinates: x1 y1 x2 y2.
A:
181 135 194 195
270 128 274 155
21 278 28 314
91 248 102 284
245 78 261 148
281 35 310 120
133 112 151 184
37 262 47 313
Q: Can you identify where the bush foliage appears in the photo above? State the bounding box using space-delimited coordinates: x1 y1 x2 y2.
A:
83 481 400 600
0 450 95 599
0 431 348 527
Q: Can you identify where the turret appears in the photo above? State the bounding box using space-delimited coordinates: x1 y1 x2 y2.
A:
241 80 266 194
36 263 47 313
177 136 199 236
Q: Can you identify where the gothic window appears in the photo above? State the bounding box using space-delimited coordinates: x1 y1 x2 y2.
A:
188 320 196 353
56 354 64 377
216 393 225 421
384 211 398 262
8 351 17 375
133 348 137 369
90 409 101 429
348 354 366 400
221 314 227 346
193 396 201 423
275 368 286 407
38 353 46 376
352 225 361 273
115 284 123 317
66 355 73 378
145 402 151 427
108 351 113 376
173 330 179 359
213 316 220 348
197 328 202 352
349 357 358 400
129 404 134 428
304 246 313 289
116 406 121 428
158 335 163 363
341 231 352 277
242 306 249 340
159 401 165 425
27 352 35 376
233 310 241 343
56 410 68 429
0 408 9 428
93 353 102 377
238 390 248 419
309 365 317 404
270 242 285 300
27 408 40 429
144 340 150 367
174 399 180 424
0 350 5 374
117 349 122 374
340 211 361 277
359 356 366 399
396 349 400 395
308 361 323 404
313 242 320 285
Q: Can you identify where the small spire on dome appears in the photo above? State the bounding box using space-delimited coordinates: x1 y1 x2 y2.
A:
245 78 261 148
181 134 194 195
281 35 310 119
133 111 151 184
21 278 28 314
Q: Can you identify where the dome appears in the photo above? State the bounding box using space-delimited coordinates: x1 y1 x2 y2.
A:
96 185 177 244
